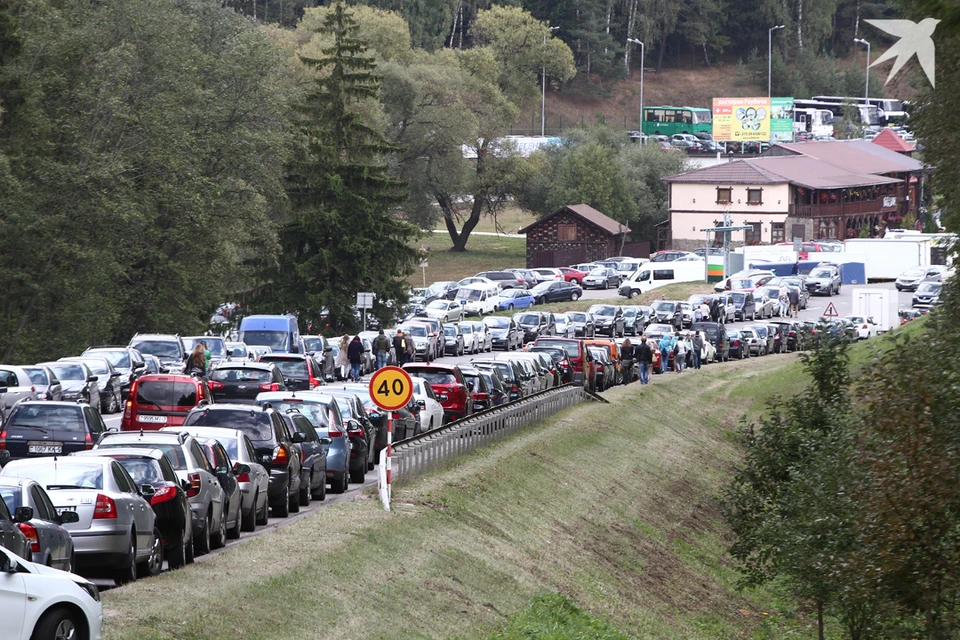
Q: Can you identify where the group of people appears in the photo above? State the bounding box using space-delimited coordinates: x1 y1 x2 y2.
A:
618 330 707 385
332 329 418 382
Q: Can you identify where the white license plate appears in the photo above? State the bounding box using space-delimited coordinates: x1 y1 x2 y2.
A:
137 415 167 424
55 506 76 515
28 442 62 454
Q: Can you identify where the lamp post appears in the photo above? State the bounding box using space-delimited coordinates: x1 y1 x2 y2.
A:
768 25 784 99
627 38 644 132
542 26 560 137
854 38 871 103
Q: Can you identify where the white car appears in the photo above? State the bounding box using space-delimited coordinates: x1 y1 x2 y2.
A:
463 321 492 352
0 366 40 422
458 322 482 354
844 315 880 339
424 300 464 323
0 544 103 640
457 276 499 288
531 268 564 283
409 376 444 432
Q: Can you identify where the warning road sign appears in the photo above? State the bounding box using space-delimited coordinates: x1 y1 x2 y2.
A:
823 302 839 317
368 366 413 412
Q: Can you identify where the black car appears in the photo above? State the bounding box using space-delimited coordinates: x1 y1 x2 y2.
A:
769 320 803 352
1 402 108 460
587 305 625 338
329 383 415 455
459 366 492 412
426 281 461 300
690 322 730 363
530 346 572 383
565 312 596 338
279 411 328 502
183 405 304 518
529 281 583 304
588 347 614 390
513 311 553 344
649 300 682 330
475 367 508 407
321 394 371 483
472 360 525 402
196 438 243 541
322 389 381 470
732 292 758 321
622 306 644 336
207 362 286 403
74 447 194 568
726 330 749 359
257 354 324 391
483 317 523 351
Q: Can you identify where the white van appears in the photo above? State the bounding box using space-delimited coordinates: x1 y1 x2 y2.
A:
456 282 500 316
615 259 648 281
618 261 705 299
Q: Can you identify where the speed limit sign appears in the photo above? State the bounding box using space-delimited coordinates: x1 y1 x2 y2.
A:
368 366 414 412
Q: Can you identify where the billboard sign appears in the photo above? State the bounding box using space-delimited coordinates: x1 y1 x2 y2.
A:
712 97 795 143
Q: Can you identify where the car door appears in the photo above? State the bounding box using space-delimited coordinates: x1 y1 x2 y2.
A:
211 442 240 525
0 370 30 413
189 440 222 521
112 462 153 552
30 484 71 569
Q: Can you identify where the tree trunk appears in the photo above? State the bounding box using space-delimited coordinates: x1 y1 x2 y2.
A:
817 600 824 640
657 33 666 73
797 0 804 50
854 0 860 38
702 42 710 67
624 0 638 71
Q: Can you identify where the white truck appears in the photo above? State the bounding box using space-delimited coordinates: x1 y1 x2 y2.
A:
844 237 952 281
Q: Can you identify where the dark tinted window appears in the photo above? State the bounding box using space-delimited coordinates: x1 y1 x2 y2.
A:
130 340 181 359
210 367 272 383
31 486 55 521
98 443 188 470
259 357 308 378
184 409 275 443
240 330 289 351
8 405 84 431
653 270 674 281
136 381 198 408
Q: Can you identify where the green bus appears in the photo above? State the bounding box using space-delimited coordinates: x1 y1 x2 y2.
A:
641 106 712 136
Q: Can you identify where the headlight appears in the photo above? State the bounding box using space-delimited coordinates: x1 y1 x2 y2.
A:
74 579 100 603
62 392 79 400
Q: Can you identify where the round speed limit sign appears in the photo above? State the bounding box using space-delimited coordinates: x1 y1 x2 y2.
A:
368 366 414 412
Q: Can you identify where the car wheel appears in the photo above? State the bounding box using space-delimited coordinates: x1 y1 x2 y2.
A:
289 487 300 513
256 492 270 525
313 474 327 501
241 496 257 532
31 606 85 640
194 514 212 554
508 304 514 310
571 292 580 301
299 478 311 506
114 532 137 585
211 507 228 549
137 528 164 578
330 472 346 494
350 462 366 484
273 483 290 517
228 503 242 539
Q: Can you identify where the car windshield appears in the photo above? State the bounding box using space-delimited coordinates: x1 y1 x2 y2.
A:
15 463 104 490
23 367 48 385
183 338 225 357
303 337 324 352
131 340 181 359
260 357 307 378
623 309 638 318
239 331 288 351
185 409 274 441
443 327 457 337
810 269 832 278
567 313 587 323
46 363 85 382
460 324 472 334
210 367 272 383
516 314 539 325
484 318 510 328
732 293 747 304
688 295 709 305
136 381 198 408
918 283 942 293
588 268 607 276
73 359 108 375
427 301 448 310
457 289 482 300
652 302 675 313
757 287 779 298
89 350 130 369
731 279 754 289
98 442 189 470
589 306 615 317
258 400 331 429
406 326 427 337
412 371 456 385
901 267 926 277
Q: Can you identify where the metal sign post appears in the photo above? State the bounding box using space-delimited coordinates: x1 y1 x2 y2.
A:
700 211 751 280
368 366 414 511
356 292 375 331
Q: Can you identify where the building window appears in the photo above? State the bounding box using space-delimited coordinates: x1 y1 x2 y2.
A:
745 222 762 245
771 222 785 244
558 223 577 241
716 187 732 204
747 188 763 205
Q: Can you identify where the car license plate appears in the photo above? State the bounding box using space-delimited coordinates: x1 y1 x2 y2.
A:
28 441 62 454
137 415 167 424
55 506 76 515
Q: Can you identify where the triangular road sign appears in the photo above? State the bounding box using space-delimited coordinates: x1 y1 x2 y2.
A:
823 302 839 317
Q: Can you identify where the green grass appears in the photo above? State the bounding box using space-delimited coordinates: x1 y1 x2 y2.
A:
410 233 526 286
101 350 833 640
427 205 538 235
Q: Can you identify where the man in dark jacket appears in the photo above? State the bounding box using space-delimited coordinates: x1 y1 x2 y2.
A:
347 336 365 382
373 329 391 370
788 286 801 318
393 329 405 365
635 335 653 385
692 330 704 369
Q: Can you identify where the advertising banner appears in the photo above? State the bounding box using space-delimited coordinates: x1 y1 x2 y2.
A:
770 97 795 142
713 97 795 143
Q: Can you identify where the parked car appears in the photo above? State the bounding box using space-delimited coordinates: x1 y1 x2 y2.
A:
194 438 243 540
472 360 526 402
532 338 596 391
726 329 748 359
0 544 103 640
402 364 472 423
530 345 573 384
425 281 460 300
506 268 539 289
753 286 781 318
36 361 100 413
475 270 527 290
0 366 40 421
82 346 148 401
558 267 588 285
844 315 880 340
408 376 445 432
531 267 564 283
587 347 614 390
207 362 286 403
621 306 644 336
141 354 165 374
22 366 62 402
747 324 776 355
0 401 108 460
805 264 842 296
0 484 36 560
690 322 730 362
425 299 465 323
95 429 227 557
397 322 440 362
459 321 487 354
257 354 324 391
120 373 212 431
172 426 270 529
732 292 758 321
459 366 493 412
529 280 583 304
649 300 682 330
581 267 620 290
895 265 946 291
739 327 764 356
442 324 465 356
565 311 596 338
59 357 123 414
70 447 193 568
913 281 942 309
513 311 553 344
587 305 625 338
309 392 369 482
482 316 523 351
127 333 187 375
1 456 160 583
301 335 327 356
649 251 690 262
492 288 536 310
329 382 418 447
0 477 76 571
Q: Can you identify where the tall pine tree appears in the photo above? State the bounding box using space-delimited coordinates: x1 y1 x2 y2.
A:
272 1 419 331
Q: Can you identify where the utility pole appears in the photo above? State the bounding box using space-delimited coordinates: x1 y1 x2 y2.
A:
768 25 785 99
541 26 560 137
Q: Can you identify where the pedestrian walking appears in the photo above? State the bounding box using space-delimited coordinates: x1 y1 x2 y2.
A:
635 335 653 385
404 331 415 363
699 301 711 323
620 338 635 384
778 285 790 317
788 286 801 318
659 334 671 374
393 329 405 365
186 344 206 377
347 335 364 382
674 333 687 373
692 330 704 369
374 329 391 370
336 335 350 380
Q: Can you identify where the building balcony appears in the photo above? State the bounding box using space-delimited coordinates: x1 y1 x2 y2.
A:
789 198 899 219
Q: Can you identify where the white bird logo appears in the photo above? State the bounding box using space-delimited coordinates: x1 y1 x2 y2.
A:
865 18 940 87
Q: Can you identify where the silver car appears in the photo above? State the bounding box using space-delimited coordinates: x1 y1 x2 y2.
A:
37 361 101 413
22 366 63 402
0 365 40 421
0 456 160 584
59 357 123 414
173 427 270 532
0 477 77 571
95 430 228 557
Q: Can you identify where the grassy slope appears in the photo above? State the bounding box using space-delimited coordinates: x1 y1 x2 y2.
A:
410 233 527 287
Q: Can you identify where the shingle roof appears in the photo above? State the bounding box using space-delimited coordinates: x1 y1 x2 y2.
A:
662 160 784 184
768 139 924 174
519 204 630 236
871 128 916 154
749 156 902 189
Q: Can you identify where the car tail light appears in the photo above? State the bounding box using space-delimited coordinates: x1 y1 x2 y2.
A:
150 485 178 505
259 383 281 392
84 432 93 450
208 380 225 390
475 392 489 402
511 384 520 394
0 429 6 450
93 494 118 519
272 445 289 465
186 473 201 498
18 522 40 552
862 324 868 329
123 400 132 419
308 377 319 390
235 469 250 483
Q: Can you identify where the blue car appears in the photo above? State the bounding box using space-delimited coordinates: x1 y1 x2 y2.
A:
255 392 353 494
494 288 536 310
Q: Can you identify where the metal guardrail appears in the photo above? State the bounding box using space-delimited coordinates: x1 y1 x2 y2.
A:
392 384 595 485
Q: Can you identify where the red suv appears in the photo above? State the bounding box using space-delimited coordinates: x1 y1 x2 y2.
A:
120 373 211 431
532 338 596 391
402 364 472 423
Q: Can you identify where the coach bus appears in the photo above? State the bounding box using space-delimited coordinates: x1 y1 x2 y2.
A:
641 106 712 137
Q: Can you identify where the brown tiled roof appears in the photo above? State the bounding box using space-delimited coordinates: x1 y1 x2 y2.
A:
871 128 916 154
768 139 924 174
519 204 630 236
662 160 784 184
749 156 902 189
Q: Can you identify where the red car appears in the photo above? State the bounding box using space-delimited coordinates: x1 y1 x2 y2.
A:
558 267 587 285
120 373 211 431
402 363 472 423
531 337 597 392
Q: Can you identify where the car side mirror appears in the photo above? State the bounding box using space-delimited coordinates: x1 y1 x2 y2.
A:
0 553 15 573
58 510 79 524
292 432 306 443
13 506 33 523
140 484 156 498
319 437 332 445
181 479 192 493
260 454 273 465
416 399 426 409
110 372 121 378
0 450 9 468
87 375 98 383
233 463 251 476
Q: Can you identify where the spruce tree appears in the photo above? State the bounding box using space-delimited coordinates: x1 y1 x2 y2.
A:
274 1 419 331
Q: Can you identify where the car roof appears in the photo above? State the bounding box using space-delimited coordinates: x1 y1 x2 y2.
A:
133 373 199 383
187 403 264 412
72 447 166 461
100 431 186 442
213 362 275 371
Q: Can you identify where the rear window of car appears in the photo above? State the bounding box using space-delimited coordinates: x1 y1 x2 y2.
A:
115 459 165 485
98 443 188 470
589 306 615 316
410 371 457 385
47 364 85 382
136 381 198 408
8 405 84 431
259 357 308 378
535 340 580 358
130 340 181 359
25 464 104 490
23 368 49 385
184 410 274 442
692 324 719 341
484 318 510 328
210 368 272 383
259 401 332 430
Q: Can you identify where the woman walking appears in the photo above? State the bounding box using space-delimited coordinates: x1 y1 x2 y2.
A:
336 335 350 380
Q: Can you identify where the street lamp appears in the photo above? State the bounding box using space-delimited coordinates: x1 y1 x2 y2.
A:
768 25 784 99
627 38 644 133
854 38 871 103
542 26 560 137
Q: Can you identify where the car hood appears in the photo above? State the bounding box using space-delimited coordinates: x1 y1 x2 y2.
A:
61 381 88 392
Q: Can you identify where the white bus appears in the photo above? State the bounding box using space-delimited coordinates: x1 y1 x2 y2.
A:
794 107 835 138
811 95 908 126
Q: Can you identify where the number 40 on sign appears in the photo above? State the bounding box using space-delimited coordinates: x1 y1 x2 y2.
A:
368 366 413 412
